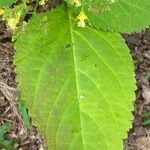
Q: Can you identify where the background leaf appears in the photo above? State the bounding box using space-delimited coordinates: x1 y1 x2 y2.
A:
0 0 16 7
18 99 31 129
0 122 12 138
0 122 13 150
14 4 136 149
69 0 150 33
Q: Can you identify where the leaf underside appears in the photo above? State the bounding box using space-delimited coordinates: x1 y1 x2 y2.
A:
69 0 150 33
14 4 136 150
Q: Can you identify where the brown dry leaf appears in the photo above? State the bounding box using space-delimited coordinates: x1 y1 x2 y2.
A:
0 81 17 101
136 137 150 150
142 85 150 104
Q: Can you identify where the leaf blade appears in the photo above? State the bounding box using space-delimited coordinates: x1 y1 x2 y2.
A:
69 0 150 32
14 4 136 149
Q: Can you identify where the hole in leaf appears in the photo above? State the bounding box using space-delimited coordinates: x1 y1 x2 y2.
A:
65 43 71 49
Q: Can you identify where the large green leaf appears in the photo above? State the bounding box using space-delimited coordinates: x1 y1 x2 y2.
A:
14 4 136 149
68 0 150 32
0 0 16 7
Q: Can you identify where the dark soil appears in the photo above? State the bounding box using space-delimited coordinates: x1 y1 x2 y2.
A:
0 20 44 150
123 30 150 150
0 2 150 150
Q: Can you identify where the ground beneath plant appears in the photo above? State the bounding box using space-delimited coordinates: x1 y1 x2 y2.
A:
0 2 150 150
124 30 150 150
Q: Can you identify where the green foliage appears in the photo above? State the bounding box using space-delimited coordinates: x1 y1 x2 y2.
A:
2 4 27 30
14 4 136 149
68 0 150 32
146 71 150 79
67 0 113 9
142 112 150 125
18 99 31 128
0 0 16 7
0 122 13 150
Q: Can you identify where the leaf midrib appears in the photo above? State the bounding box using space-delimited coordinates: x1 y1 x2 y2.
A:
67 6 84 150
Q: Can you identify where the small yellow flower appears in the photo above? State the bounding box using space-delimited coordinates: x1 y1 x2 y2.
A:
73 0 81 7
6 11 22 30
0 9 4 15
39 0 48 6
7 17 20 30
77 11 88 28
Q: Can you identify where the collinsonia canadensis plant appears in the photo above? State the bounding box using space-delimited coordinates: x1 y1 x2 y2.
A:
1 0 150 149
